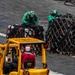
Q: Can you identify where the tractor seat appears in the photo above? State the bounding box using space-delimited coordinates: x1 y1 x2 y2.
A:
24 60 34 69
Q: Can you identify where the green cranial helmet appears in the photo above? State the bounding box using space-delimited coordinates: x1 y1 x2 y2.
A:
29 11 36 18
26 11 35 20
51 10 58 15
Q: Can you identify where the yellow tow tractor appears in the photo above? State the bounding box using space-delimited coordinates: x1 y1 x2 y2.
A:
0 37 49 75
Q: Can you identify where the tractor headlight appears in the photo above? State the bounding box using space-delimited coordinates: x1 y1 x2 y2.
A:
23 69 29 75
43 63 47 68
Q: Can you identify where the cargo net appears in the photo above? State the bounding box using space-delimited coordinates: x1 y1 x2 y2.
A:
6 24 44 40
45 13 75 56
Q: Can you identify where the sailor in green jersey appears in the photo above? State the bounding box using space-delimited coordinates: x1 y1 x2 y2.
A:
22 11 39 25
48 10 58 26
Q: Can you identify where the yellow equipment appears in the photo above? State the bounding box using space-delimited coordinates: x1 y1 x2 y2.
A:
0 37 49 75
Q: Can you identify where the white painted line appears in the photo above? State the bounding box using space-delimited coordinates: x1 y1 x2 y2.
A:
50 71 65 75
0 33 6 37
72 56 75 58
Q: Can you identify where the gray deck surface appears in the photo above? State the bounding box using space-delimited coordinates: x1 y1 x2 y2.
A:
0 0 75 75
